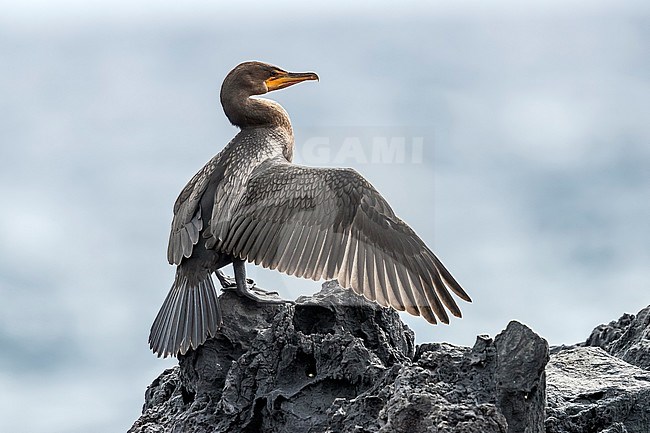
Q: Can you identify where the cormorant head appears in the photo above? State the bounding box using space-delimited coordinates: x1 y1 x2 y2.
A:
221 61 319 99
220 61 318 128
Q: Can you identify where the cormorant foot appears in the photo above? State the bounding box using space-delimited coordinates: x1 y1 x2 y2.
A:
219 276 257 289
235 285 289 304
216 270 254 289
229 258 292 304
219 275 289 303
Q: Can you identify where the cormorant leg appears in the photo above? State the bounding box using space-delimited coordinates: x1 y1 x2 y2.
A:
231 258 286 303
216 269 254 289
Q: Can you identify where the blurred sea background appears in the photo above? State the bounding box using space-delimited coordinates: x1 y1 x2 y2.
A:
1 1 648 431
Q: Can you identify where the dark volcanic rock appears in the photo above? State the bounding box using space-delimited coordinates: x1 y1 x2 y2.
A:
545 305 650 433
494 321 549 433
328 321 548 433
545 346 650 433
129 282 549 433
585 305 650 371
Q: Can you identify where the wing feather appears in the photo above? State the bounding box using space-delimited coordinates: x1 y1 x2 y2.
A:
312 228 332 280
240 219 262 258
215 161 470 324
324 229 342 278
295 225 317 278
420 264 450 324
364 241 376 302
403 253 436 317
430 253 472 302
415 277 439 324
284 224 309 276
353 235 365 295
228 216 254 256
256 220 283 267
271 225 297 272
248 219 272 264
180 228 192 259
383 259 405 311
167 156 224 265
373 248 391 308
294 224 317 276
339 230 357 288
394 260 417 314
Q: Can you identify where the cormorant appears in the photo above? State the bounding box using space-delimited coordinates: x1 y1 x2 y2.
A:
149 61 471 358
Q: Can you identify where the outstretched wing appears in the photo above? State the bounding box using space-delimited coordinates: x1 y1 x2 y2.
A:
167 155 225 265
212 160 471 324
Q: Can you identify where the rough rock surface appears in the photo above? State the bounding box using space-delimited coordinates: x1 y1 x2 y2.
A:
585 305 650 371
129 281 549 433
545 304 650 432
545 346 650 433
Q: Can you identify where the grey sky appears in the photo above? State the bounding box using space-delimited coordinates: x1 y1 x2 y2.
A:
1 2 649 432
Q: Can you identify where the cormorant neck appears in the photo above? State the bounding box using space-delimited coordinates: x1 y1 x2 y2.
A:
222 94 293 133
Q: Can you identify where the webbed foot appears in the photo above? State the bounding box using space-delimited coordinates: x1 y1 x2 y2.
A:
216 270 254 289
234 285 287 304
226 261 293 304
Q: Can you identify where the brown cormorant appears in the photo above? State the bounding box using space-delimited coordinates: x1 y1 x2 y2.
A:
149 61 471 358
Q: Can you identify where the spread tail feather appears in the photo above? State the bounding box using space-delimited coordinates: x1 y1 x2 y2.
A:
149 271 222 358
